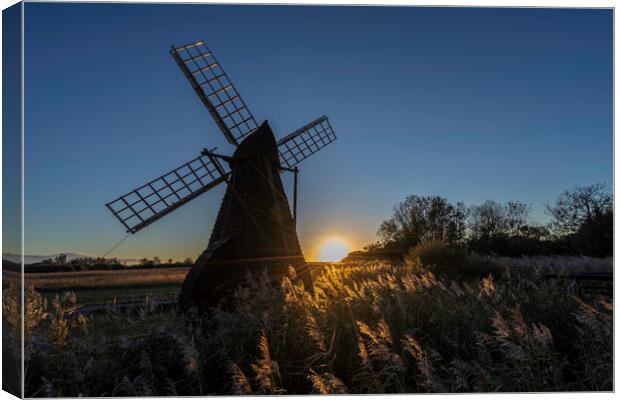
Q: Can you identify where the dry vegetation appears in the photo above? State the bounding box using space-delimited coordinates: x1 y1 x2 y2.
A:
16 267 190 305
25 267 189 292
489 255 613 273
2 256 612 396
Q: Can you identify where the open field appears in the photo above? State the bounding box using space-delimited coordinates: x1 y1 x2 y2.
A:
10 263 330 305
2 256 613 396
25 267 189 291
3 256 612 306
24 267 189 304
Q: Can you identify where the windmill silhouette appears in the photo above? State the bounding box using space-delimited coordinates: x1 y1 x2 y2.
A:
106 40 337 308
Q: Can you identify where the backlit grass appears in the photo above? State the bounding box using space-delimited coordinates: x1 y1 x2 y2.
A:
2 258 612 396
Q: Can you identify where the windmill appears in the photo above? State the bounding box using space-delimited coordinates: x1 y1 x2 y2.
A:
106 40 337 308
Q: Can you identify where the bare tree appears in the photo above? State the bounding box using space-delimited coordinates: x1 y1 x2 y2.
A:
546 183 612 236
446 201 467 245
505 201 531 236
468 200 508 240
377 195 467 249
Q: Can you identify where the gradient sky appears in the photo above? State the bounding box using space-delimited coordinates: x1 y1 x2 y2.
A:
17 4 612 261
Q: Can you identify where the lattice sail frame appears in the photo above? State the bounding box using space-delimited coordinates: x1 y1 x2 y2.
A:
106 154 229 233
277 116 336 169
170 40 259 145
107 38 337 234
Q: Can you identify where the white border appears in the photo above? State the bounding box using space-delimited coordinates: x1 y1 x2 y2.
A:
0 1 616 400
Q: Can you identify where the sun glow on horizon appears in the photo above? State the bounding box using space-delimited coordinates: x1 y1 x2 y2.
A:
317 237 350 262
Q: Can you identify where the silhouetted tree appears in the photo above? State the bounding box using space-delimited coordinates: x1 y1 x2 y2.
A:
446 201 467 245
378 195 467 250
468 200 508 240
466 200 550 256
519 225 551 241
505 201 531 237
570 209 613 257
369 184 611 259
546 183 612 236
139 257 155 266
54 253 68 265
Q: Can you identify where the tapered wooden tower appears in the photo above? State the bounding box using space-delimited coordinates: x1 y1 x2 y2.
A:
106 40 336 309
179 122 309 308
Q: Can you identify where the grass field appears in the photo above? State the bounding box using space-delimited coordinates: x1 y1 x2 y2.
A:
23 267 189 304
25 267 189 291
3 255 613 307
2 255 613 396
18 263 334 305
4 255 613 307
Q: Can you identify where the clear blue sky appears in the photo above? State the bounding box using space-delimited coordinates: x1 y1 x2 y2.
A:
19 4 612 260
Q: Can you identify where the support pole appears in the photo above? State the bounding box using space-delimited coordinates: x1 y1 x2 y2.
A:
293 167 299 227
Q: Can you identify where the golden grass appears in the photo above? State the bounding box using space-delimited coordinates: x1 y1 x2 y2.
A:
2 258 613 396
24 267 189 291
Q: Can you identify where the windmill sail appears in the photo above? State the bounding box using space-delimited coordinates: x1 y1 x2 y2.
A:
170 40 259 145
105 36 338 309
106 154 229 234
277 116 336 169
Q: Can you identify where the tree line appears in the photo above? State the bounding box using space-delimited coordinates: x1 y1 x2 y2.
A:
31 255 195 273
367 183 612 258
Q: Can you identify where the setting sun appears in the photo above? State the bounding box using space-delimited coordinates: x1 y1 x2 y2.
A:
317 237 350 262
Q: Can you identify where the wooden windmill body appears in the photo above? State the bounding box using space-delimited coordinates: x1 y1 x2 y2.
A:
106 40 336 308
179 122 310 307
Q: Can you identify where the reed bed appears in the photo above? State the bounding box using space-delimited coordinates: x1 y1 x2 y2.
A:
2 259 613 396
489 255 613 273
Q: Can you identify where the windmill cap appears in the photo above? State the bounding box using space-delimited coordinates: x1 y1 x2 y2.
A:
231 120 280 165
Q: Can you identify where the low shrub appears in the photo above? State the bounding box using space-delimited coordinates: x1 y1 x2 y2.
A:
405 240 503 279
